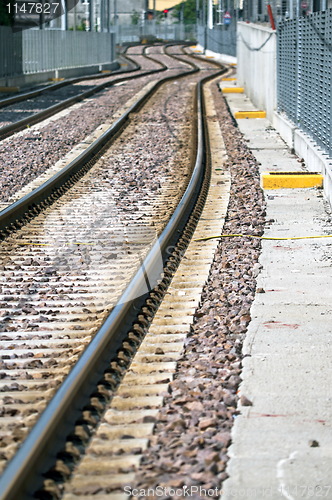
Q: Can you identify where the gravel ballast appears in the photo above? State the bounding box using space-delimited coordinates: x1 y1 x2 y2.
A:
0 50 189 203
0 61 219 474
130 83 266 498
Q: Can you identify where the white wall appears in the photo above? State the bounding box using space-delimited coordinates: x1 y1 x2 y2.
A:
237 22 277 121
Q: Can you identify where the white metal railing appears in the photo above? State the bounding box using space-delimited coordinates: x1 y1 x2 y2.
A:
0 27 115 77
22 30 115 73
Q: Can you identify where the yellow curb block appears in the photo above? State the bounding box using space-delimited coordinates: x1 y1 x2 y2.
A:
222 77 237 81
0 86 20 92
235 110 266 119
101 70 111 74
222 87 244 93
49 78 65 82
261 172 323 189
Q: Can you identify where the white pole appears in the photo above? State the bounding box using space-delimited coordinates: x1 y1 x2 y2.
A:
207 0 213 29
60 0 66 30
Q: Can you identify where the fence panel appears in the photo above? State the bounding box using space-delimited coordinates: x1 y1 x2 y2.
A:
115 23 195 44
0 27 23 78
0 27 115 77
278 12 332 156
197 24 237 57
277 19 298 123
22 30 115 73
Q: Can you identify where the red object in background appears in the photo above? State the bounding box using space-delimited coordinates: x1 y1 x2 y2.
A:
267 4 276 30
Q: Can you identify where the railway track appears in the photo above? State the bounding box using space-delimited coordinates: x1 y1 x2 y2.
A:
0 44 191 205
0 45 168 140
0 45 228 499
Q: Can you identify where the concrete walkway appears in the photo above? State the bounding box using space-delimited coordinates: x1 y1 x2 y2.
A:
219 80 332 500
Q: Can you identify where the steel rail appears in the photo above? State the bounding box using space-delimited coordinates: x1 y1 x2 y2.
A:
0 52 140 110
0 52 196 235
0 51 224 500
0 52 166 140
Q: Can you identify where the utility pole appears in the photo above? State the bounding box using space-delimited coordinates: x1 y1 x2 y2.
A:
203 0 207 53
107 0 110 31
89 0 93 30
114 0 117 26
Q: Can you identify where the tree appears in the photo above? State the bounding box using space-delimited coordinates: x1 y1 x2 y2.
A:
172 0 203 24
131 10 140 25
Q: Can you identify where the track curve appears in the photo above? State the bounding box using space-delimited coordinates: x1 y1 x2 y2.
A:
0 45 226 499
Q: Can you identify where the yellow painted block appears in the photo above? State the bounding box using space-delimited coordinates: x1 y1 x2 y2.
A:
101 70 111 74
0 86 20 92
261 172 323 189
206 55 214 58
222 87 244 93
235 110 266 119
194 50 203 53
222 77 237 81
49 78 65 82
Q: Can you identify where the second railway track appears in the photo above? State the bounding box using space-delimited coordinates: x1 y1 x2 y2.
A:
0 44 189 205
0 45 229 499
0 47 158 139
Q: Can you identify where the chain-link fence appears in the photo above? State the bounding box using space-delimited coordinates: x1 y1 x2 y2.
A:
278 10 332 157
197 24 237 57
114 22 196 44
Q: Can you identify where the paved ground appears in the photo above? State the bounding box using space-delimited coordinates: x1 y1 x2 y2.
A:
219 79 332 500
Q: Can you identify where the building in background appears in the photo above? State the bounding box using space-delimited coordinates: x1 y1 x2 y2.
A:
5 0 332 32
5 0 150 31
67 0 148 30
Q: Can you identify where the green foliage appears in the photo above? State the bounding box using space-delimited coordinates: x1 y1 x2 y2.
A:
131 9 140 25
69 20 87 31
0 0 14 26
172 0 203 24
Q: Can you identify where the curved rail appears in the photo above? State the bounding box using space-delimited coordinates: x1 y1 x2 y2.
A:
0 51 140 110
0 52 196 235
0 50 166 141
0 50 225 500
